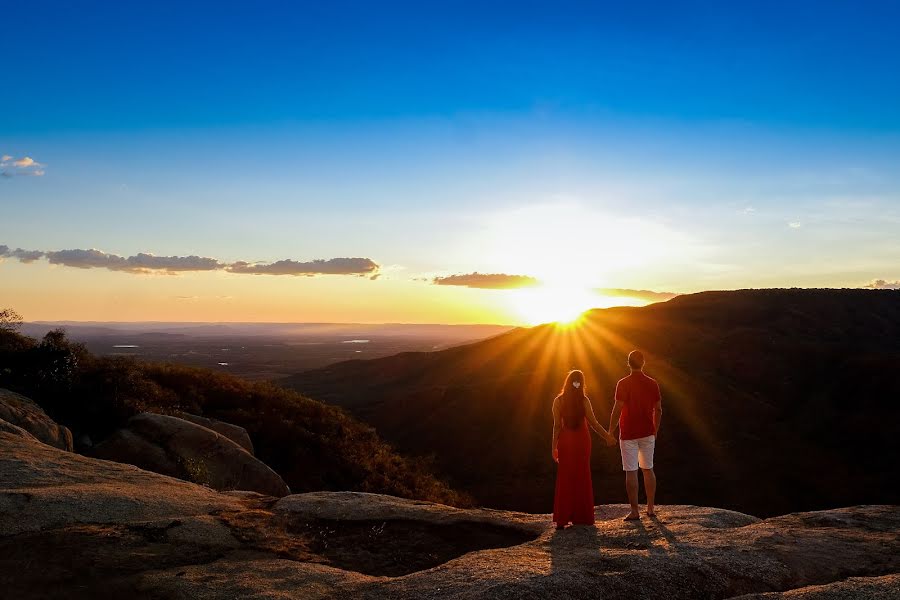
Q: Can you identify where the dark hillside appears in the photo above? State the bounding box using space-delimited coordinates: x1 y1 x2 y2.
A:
283 289 900 517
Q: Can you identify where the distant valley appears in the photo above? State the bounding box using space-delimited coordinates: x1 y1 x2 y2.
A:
20 322 514 380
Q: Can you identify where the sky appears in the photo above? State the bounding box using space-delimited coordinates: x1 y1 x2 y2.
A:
2 1 899 325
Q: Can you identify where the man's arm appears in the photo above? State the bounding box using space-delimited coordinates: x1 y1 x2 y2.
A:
608 381 624 437
608 400 624 439
652 382 662 436
551 398 561 462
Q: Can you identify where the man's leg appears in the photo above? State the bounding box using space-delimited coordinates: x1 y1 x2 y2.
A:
642 468 657 516
624 470 640 520
637 435 657 516
620 439 641 520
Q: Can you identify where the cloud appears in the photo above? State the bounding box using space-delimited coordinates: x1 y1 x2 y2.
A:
2 244 381 278
432 272 540 289
0 246 45 263
0 154 45 177
45 248 131 270
12 157 42 168
227 257 379 276
126 253 223 272
45 249 213 274
864 279 900 290
10 248 45 263
596 288 679 302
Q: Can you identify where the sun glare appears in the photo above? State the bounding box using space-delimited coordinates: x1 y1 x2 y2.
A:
509 286 599 326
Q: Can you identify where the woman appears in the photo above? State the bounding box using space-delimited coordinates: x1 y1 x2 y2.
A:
552 369 616 529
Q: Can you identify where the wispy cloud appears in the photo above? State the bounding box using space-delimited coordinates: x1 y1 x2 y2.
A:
595 288 679 302
432 272 540 289
1 244 381 278
864 279 900 290
0 154 45 177
12 157 42 168
0 246 45 263
428 272 676 301
227 257 379 276
44 249 223 274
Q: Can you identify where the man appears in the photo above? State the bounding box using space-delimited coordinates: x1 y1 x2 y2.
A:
608 350 662 521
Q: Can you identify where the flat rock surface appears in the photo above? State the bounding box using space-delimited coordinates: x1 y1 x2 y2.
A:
0 388 73 451
733 574 900 599
1 432 898 599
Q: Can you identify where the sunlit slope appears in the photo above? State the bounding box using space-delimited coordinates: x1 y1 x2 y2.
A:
283 289 900 517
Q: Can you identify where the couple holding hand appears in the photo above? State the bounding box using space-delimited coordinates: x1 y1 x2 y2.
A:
551 350 662 527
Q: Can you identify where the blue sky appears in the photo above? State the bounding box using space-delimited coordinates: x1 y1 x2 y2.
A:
2 1 899 322
4 1 900 131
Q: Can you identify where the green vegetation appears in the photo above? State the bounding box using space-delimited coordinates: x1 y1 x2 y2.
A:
0 318 469 507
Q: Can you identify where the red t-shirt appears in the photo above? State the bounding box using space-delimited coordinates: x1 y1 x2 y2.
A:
615 371 661 440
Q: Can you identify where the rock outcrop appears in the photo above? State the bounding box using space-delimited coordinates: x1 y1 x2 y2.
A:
732 574 900 599
0 387 73 451
2 430 898 599
91 412 288 497
177 412 254 454
0 417 40 442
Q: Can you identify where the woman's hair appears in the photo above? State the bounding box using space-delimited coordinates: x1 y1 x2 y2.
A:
557 369 587 429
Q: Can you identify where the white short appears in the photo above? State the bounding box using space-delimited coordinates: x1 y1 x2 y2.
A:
620 435 655 471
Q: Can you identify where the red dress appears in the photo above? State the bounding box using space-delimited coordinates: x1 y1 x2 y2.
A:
553 416 595 525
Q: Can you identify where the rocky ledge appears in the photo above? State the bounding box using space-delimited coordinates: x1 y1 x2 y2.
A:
1 427 898 599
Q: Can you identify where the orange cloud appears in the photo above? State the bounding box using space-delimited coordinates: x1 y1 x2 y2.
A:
433 273 540 289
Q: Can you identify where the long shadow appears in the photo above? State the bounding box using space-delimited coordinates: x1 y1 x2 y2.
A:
548 506 692 576
549 506 680 573
549 524 602 574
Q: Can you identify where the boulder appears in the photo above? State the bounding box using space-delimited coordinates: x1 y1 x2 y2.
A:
0 417 40 442
0 428 244 537
92 412 289 497
0 387 72 451
1 430 898 600
177 412 254 454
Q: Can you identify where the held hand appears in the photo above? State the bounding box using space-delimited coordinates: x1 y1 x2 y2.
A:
605 432 617 446
552 448 559 463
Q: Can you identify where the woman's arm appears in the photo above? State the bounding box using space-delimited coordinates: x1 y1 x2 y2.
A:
551 398 561 462
584 397 616 445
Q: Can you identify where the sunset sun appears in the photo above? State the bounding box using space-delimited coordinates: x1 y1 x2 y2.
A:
508 285 598 326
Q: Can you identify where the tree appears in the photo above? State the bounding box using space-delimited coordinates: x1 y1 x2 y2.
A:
0 308 23 333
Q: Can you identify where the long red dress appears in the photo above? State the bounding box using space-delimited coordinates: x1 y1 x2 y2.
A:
553 416 595 526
